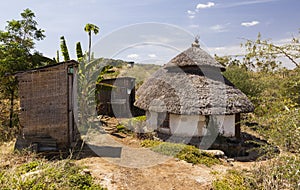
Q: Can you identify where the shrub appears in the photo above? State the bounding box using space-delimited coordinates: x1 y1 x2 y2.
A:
0 98 19 144
256 108 300 154
223 65 263 98
252 155 300 190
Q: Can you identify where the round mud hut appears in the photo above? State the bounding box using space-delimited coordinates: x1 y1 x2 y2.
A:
134 39 254 138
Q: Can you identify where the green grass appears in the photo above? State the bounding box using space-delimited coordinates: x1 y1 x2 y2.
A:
116 124 126 133
120 116 148 136
212 170 253 190
140 139 163 148
0 158 105 190
141 140 220 167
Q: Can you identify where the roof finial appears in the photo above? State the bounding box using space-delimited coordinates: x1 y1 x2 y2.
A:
192 35 200 48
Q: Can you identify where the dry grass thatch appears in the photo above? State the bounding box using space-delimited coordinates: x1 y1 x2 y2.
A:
164 46 226 72
135 42 253 115
135 66 254 115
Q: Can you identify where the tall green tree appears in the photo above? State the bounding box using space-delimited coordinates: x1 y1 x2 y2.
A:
76 42 83 62
60 36 70 61
0 8 46 75
0 8 46 128
84 23 99 62
56 50 60 63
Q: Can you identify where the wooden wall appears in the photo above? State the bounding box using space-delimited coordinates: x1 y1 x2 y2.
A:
96 77 136 117
18 62 75 148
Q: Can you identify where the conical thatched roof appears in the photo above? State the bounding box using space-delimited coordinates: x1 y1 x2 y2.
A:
134 40 254 115
164 39 226 71
135 68 254 115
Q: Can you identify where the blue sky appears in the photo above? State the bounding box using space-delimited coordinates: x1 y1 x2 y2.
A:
0 0 299 66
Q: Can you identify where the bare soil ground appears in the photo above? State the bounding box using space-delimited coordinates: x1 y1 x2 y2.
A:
75 131 257 190
0 136 260 190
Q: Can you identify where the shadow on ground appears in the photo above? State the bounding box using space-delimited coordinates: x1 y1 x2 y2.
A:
157 131 279 162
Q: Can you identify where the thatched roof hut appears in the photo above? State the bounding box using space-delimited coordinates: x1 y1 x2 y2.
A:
135 68 254 115
135 39 254 138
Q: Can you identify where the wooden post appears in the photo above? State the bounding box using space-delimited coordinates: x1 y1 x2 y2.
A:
235 113 241 139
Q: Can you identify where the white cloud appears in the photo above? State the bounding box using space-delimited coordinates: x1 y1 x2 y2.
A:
210 24 229 32
196 2 215 9
241 21 260 27
187 10 195 15
148 54 157 58
187 10 196 19
127 54 139 59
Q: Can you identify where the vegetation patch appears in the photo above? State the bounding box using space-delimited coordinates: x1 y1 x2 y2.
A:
150 142 186 157
0 147 105 190
251 155 300 189
120 116 156 139
177 145 220 167
212 169 254 190
212 154 300 190
140 139 163 148
0 159 105 190
141 140 220 167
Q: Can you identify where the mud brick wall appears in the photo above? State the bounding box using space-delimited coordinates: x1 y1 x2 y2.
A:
18 63 69 148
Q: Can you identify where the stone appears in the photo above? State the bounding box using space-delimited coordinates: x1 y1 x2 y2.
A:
201 150 225 158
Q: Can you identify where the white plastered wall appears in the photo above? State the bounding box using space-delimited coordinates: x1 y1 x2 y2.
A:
146 111 236 137
215 115 235 137
145 111 158 131
169 114 206 136
169 114 235 137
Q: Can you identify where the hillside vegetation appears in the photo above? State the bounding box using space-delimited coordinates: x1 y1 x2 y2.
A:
212 33 300 189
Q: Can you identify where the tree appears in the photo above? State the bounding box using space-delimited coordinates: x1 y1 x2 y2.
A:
223 65 263 98
56 50 60 63
0 9 46 74
241 32 300 71
84 23 99 62
76 42 83 62
0 9 46 128
60 36 70 61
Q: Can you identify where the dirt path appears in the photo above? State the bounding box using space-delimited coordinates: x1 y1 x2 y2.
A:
77 156 227 190
76 130 241 190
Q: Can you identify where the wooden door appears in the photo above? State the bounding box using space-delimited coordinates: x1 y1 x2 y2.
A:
68 66 76 145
